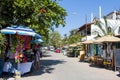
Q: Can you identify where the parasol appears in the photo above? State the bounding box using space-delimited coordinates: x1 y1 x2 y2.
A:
34 39 44 44
1 25 41 38
69 43 78 47
81 40 95 44
94 35 120 43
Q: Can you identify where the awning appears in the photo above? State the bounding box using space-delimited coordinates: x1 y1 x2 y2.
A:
1 25 41 38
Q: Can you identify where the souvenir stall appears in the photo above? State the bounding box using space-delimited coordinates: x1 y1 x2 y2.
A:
1 25 41 76
81 40 103 66
94 35 120 70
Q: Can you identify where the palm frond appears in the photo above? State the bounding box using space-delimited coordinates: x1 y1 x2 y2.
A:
95 20 106 35
103 16 108 33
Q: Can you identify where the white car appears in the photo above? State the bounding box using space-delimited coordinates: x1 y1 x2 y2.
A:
49 46 55 51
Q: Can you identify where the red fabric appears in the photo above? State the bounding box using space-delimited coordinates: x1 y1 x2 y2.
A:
14 51 20 59
16 35 32 49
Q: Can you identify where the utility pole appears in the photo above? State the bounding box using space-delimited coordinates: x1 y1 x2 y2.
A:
99 6 102 19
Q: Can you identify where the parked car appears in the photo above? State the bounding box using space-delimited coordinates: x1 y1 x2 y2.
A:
61 47 68 56
55 48 61 53
41 47 46 53
49 46 55 51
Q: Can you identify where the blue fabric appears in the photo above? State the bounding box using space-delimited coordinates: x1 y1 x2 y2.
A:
96 45 98 55
1 25 41 38
90 44 94 56
0 59 4 77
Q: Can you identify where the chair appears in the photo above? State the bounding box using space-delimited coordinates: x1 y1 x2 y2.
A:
103 59 112 69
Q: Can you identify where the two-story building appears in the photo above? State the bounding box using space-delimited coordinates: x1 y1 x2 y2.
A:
76 22 94 41
77 11 120 42
77 11 120 57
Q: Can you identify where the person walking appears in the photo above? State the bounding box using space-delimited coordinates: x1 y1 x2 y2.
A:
33 48 40 69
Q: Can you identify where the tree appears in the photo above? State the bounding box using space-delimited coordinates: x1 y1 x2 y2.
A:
61 34 68 45
48 31 62 48
0 33 6 54
94 16 117 37
67 34 80 44
62 29 80 46
0 0 67 38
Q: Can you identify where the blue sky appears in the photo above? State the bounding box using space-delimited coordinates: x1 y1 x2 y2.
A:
55 0 120 37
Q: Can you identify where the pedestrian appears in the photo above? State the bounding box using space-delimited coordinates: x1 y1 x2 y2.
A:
33 48 40 69
36 49 40 69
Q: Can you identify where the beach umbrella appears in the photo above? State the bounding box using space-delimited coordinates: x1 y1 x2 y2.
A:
77 42 83 45
1 25 41 38
63 45 69 48
34 39 44 44
69 43 78 47
94 35 120 60
81 40 94 44
94 35 120 43
1 27 17 34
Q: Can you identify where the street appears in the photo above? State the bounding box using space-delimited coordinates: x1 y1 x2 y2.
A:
18 51 120 80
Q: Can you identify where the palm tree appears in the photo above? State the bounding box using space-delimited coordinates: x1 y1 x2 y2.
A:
94 16 119 63
94 16 117 37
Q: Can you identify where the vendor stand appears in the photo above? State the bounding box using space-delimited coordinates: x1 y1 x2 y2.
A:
94 35 120 70
1 25 42 76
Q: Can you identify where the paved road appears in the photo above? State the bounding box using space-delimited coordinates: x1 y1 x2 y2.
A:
18 51 120 80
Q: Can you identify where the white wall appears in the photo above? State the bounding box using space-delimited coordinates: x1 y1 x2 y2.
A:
91 19 120 37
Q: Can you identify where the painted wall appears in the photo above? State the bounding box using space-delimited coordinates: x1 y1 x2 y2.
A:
91 19 120 37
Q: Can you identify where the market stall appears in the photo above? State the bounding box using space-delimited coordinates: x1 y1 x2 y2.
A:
94 35 120 70
1 25 42 75
18 62 33 75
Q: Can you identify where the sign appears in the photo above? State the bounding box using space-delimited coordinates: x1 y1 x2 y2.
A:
114 49 120 70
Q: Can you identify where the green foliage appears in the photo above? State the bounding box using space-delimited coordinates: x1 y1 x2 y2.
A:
95 16 115 36
47 31 62 48
67 34 81 44
0 0 14 26
0 33 6 54
0 0 67 39
62 30 81 46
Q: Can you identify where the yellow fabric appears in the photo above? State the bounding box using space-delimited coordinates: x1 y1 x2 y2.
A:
79 51 85 61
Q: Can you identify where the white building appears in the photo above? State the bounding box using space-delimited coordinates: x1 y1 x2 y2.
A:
90 11 120 39
91 19 120 37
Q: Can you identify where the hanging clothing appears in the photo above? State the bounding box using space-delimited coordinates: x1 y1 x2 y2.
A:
109 49 113 59
7 50 14 59
102 50 107 59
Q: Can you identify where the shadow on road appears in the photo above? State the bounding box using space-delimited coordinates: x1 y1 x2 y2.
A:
42 54 51 57
22 59 66 77
89 64 105 69
116 74 120 77
89 63 116 71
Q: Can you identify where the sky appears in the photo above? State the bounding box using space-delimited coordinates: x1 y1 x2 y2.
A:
54 0 120 37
